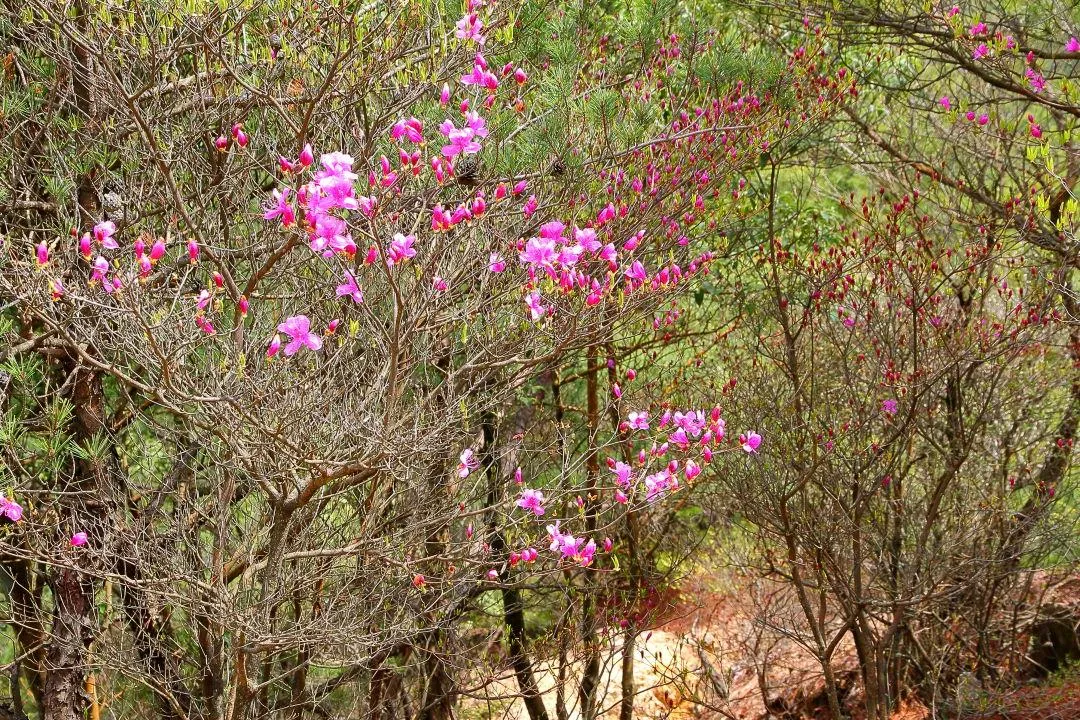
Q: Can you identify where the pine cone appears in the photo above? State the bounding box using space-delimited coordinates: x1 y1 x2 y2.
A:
454 153 481 186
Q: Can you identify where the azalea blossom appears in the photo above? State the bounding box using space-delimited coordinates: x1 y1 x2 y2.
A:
439 119 483 158
740 431 762 454
93 221 118 249
516 488 546 516
455 13 485 44
1067 37 1080 53
336 271 364 304
525 291 548 321
883 399 898 415
277 315 323 355
488 252 506 273
457 449 479 478
70 532 88 547
627 411 649 430
387 233 417 266
0 496 23 523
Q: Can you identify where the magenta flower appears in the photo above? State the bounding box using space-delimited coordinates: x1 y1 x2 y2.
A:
610 460 633 487
488 252 506 273
439 119 482 158
525 291 548 321
336 271 364 304
455 12 485 45
70 532 88 547
35 241 48 267
93 221 118 249
276 315 323 356
0 496 23 523
516 488 546 516
519 236 557 266
938 96 950 109
883 399 898 415
149 238 166 263
391 117 424 143
1026 69 1047 93
299 144 314 167
627 411 649 430
387 233 417 266
1067 37 1080 53
267 335 282 358
625 260 647 284
972 43 989 59
740 431 762 454
457 449 479 478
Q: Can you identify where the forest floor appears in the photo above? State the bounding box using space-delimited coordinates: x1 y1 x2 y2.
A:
467 569 1080 720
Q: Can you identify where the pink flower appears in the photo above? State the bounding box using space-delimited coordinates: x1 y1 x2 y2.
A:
79 233 92 258
939 96 951 110
0 496 23 523
336 271 364 304
972 43 989 59
514 67 527 84
740 431 762 454
387 233 417 265
603 537 613 552
187 240 199 263
267 335 282 358
969 22 986 37
439 119 483 158
90 256 109 282
455 12 485 45
214 135 228 151
433 276 449 292
685 460 701 481
391 117 424 143
457 449 479 478
149 238 166 263
487 568 499 580
299 144 315 167
525 291 548 321
883 399 898 415
70 532 88 547
488 252 506 273
516 488 546 516
276 315 323 355
1026 69 1047 93
35 241 48 267
514 467 523 485
519 236 557 266
610 461 633 487
1031 123 1043 139
615 489 628 504
627 411 649 430
625 260 647 284
93 221 118 249
440 83 451 106
977 113 989 126
1067 37 1080 53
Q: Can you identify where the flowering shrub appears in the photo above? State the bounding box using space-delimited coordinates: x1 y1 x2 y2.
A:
0 1 846 718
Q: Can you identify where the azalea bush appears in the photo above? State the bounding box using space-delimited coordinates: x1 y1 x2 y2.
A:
0 1 846 719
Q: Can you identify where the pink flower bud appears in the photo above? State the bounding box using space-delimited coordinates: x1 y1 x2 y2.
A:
440 83 451 106
212 272 224 288
278 156 295 172
267 335 282 358
487 569 499 580
326 319 340 334
299 144 314 167
514 68 527 84
187 240 199 262
149 239 165 263
603 538 613 552
35 241 48 267
70 532 88 547
214 135 228 151
239 296 249 315
79 234 92 258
